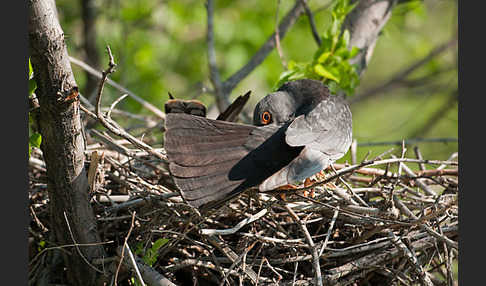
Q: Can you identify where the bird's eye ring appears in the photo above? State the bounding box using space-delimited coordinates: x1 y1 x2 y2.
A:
261 111 272 125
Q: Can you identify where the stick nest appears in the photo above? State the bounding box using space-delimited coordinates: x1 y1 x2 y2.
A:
29 110 458 286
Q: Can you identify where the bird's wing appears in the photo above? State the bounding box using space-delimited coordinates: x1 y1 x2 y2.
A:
285 96 352 159
164 113 301 210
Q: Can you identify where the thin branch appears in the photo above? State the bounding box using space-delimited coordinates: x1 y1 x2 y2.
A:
289 157 458 193
356 137 458 147
107 93 129 119
200 208 268 236
125 242 146 286
63 212 104 274
284 204 323 286
318 206 339 256
114 211 136 285
205 0 226 111
392 195 458 250
221 0 305 94
388 231 434 286
275 0 288 68
351 36 458 104
299 0 321 46
409 89 458 138
69 56 166 120
93 46 167 162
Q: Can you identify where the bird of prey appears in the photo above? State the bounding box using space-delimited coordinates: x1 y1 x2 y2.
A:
164 79 352 210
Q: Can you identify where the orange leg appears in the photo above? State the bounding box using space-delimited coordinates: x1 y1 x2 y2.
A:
303 178 316 198
275 184 298 200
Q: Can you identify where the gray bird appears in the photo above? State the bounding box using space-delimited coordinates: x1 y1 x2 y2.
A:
164 79 352 210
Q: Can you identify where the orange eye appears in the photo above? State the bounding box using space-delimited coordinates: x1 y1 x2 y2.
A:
261 111 272 125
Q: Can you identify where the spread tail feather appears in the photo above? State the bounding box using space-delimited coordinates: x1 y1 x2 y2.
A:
164 113 257 208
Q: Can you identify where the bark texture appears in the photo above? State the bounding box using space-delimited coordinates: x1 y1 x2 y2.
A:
28 0 106 285
344 0 396 76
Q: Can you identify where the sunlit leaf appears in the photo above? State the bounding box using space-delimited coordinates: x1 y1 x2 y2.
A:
29 58 33 79
349 46 360 59
317 52 332 64
314 64 340 83
29 79 37 97
29 133 42 148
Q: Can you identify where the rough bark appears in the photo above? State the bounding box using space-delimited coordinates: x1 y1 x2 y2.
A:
344 0 397 77
28 0 106 285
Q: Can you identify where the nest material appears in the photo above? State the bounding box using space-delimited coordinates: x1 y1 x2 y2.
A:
28 113 458 286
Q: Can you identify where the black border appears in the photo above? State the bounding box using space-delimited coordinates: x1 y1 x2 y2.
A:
7 0 28 284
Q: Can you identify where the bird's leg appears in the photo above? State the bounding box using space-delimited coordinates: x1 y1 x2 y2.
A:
274 184 299 200
303 178 316 198
302 168 339 198
317 169 338 189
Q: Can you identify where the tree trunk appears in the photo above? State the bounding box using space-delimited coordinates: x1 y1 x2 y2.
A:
344 0 396 77
28 0 106 285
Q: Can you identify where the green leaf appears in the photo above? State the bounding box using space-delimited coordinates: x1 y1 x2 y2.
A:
314 64 340 83
142 238 169 266
273 69 297 91
152 238 169 250
29 133 42 148
317 52 332 64
341 29 350 48
29 58 33 79
348 46 360 59
287 60 297 70
29 79 37 97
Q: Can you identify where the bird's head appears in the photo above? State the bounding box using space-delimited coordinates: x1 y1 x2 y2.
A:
253 79 330 126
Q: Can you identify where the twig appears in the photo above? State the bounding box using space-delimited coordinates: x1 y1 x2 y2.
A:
356 137 458 147
69 56 166 120
414 146 426 171
323 235 436 284
114 211 136 286
107 93 129 119
330 164 369 207
292 158 458 193
63 212 104 274
388 231 434 286
221 0 305 94
125 242 146 286
438 152 458 171
263 257 283 282
391 154 437 196
207 235 260 284
93 45 167 162
218 241 257 286
299 0 321 46
117 246 177 286
205 0 226 111
284 204 323 286
318 206 339 256
275 0 287 68
351 139 357 165
351 36 458 104
200 208 268 235
392 195 458 250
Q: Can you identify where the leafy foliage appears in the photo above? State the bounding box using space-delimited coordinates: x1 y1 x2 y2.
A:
135 238 169 267
132 238 169 286
29 58 41 158
274 0 360 96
